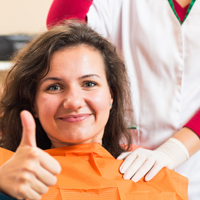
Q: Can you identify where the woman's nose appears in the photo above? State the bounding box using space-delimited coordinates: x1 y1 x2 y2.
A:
63 89 84 110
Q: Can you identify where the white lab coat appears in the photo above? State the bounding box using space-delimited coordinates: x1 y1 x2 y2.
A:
88 0 200 199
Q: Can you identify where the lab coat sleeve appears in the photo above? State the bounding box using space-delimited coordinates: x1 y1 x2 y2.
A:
184 109 200 137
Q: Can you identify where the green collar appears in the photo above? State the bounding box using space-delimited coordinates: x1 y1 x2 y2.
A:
168 0 196 24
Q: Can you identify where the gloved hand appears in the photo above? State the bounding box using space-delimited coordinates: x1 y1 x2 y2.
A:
117 138 189 182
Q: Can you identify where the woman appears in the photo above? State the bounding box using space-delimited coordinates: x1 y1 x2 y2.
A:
0 22 187 200
46 1 200 199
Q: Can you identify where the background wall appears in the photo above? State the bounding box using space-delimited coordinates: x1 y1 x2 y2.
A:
0 0 53 35
0 0 53 86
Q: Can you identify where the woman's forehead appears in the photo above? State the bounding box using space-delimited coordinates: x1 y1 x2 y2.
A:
42 45 107 80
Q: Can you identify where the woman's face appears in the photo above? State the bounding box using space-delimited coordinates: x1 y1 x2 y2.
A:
34 45 113 148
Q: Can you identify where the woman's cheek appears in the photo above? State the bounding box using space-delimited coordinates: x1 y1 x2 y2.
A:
36 95 57 116
88 91 111 111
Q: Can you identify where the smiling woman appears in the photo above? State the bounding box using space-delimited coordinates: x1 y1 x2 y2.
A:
0 21 188 200
34 45 113 148
0 21 132 157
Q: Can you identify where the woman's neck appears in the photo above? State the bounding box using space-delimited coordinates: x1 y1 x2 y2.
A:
173 0 191 23
175 0 192 7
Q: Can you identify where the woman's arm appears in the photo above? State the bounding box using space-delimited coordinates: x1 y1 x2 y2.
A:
172 109 200 156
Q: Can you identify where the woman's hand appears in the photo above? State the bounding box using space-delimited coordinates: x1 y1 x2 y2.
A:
0 111 61 200
117 138 189 182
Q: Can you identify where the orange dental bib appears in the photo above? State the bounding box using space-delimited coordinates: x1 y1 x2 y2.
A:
0 143 188 200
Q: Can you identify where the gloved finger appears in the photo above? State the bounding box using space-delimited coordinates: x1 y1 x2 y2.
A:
117 152 132 160
144 162 164 181
123 154 147 179
131 155 156 182
119 152 138 173
119 148 149 174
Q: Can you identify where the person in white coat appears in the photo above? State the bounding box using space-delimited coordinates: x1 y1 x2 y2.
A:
46 0 200 199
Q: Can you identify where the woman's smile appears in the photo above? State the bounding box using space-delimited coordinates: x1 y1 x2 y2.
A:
59 114 92 123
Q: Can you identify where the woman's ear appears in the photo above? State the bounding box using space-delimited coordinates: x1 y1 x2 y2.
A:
109 90 114 108
32 105 38 118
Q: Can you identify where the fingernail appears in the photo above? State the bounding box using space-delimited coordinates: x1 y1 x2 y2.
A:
120 167 124 173
123 174 129 180
145 175 151 181
131 176 139 182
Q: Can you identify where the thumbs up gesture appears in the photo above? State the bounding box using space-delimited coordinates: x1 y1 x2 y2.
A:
0 110 61 200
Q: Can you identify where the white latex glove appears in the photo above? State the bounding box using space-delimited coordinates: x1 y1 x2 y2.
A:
117 138 189 182
0 111 61 200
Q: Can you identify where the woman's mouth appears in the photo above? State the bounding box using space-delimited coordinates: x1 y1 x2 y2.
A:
60 114 91 123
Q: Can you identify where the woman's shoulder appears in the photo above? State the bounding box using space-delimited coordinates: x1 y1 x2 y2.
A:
0 147 14 166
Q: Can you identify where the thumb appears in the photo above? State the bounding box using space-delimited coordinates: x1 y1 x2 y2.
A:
20 110 36 147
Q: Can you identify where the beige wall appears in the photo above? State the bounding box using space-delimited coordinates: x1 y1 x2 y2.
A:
0 0 54 86
0 0 53 35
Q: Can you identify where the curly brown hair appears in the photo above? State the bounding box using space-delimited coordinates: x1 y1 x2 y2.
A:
0 21 133 158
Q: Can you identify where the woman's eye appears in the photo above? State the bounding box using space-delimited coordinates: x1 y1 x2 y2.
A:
83 81 97 87
47 85 61 91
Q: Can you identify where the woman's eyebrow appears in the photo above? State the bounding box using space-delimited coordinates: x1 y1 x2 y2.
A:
41 74 101 84
40 77 62 84
79 74 101 80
